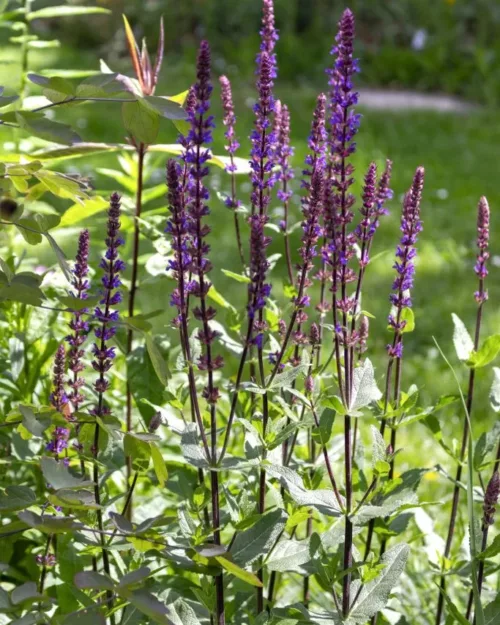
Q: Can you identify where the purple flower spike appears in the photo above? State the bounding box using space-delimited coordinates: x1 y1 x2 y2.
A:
354 162 378 267
328 8 360 162
276 103 294 197
387 167 425 357
166 159 190 323
258 0 279 79
92 193 123 404
484 471 500 526
65 229 90 412
474 196 490 303
184 41 224 402
50 344 68 414
220 75 239 163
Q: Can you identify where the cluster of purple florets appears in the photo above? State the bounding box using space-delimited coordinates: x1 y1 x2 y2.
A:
91 193 124 400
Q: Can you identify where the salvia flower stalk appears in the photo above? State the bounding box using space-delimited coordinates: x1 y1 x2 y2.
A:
275 100 294 283
219 74 245 267
436 196 490 625
65 229 90 413
182 40 225 625
90 192 124 608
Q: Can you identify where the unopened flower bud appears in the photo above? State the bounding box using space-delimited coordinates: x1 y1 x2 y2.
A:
483 471 500 526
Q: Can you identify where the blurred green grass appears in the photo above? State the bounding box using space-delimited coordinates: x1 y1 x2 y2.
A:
1 42 500 438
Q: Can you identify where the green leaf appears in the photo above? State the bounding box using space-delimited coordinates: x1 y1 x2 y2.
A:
118 589 175 625
452 313 474 361
74 571 115 590
150 443 168 487
142 96 188 120
60 196 109 227
221 269 251 284
9 336 24 382
231 509 287 567
29 6 111 19
16 111 80 145
265 538 313 573
18 510 81 534
11 582 46 606
467 335 500 369
127 345 164 420
478 533 500 560
122 101 159 144
490 367 500 412
484 594 500 625
124 433 151 473
40 456 93 490
348 544 409 622
145 334 169 386
436 587 469 625
0 271 43 303
265 464 341 517
0 485 36 511
473 422 500 471
214 556 263 587
45 231 72 281
350 358 382 411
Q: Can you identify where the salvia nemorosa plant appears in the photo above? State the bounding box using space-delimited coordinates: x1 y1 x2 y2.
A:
2 3 500 625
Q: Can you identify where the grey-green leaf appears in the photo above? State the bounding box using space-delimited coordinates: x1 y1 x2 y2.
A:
348 543 409 622
231 509 287 567
452 313 474 361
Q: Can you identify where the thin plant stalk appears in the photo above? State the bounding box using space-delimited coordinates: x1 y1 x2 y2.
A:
125 141 146 519
435 197 489 625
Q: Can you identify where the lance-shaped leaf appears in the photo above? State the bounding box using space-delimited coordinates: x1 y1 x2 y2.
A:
350 359 382 411
18 510 82 534
348 543 409 623
452 313 474 361
231 508 287 567
265 464 341 517
41 456 93 490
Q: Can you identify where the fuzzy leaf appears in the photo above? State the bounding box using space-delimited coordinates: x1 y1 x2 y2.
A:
231 509 287 567
150 443 168 487
40 457 93 490
265 538 313 573
452 313 474 361
265 464 341 517
467 335 500 369
348 543 409 622
214 556 263 587
74 571 114 590
490 368 500 412
350 359 382 411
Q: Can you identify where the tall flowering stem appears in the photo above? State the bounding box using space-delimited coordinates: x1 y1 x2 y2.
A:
466 471 500 620
324 8 360 616
91 192 124 616
267 93 327 386
66 229 90 413
436 196 489 625
183 41 225 625
166 159 210 459
275 101 295 284
219 75 245 268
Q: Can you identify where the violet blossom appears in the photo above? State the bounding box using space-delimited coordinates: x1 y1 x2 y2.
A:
387 166 425 358
65 229 90 412
474 196 490 303
185 41 223 404
92 193 124 405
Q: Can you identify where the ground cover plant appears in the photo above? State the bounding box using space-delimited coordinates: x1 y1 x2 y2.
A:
0 1 499 625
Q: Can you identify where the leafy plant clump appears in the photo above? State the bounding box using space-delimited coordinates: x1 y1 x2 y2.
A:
0 1 499 625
